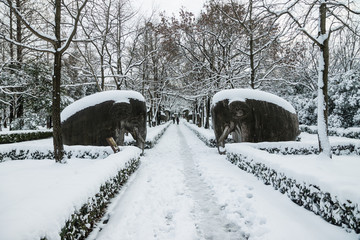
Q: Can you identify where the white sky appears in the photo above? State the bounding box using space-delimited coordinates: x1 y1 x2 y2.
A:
132 0 207 17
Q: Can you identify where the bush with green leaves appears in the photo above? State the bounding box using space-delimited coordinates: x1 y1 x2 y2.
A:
300 125 360 139
0 130 53 144
0 148 111 162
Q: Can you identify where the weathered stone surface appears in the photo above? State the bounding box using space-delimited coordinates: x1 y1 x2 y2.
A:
61 91 147 152
211 89 299 154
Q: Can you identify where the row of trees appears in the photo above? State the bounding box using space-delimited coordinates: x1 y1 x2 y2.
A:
0 0 359 161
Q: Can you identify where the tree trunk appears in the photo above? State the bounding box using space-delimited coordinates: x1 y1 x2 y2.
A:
53 0 65 163
205 96 210 129
249 34 255 89
249 0 255 89
100 54 105 90
9 9 14 61
16 0 22 63
317 1 332 158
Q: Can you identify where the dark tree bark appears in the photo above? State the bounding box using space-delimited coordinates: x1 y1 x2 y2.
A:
205 97 210 129
9 9 14 61
15 0 22 63
52 0 65 162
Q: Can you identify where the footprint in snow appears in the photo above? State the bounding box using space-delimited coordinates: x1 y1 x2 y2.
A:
246 193 253 199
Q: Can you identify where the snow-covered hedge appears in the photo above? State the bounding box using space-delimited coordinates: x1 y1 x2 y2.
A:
300 125 360 139
259 144 360 156
226 152 360 234
0 148 111 162
59 157 140 240
184 121 360 155
0 130 52 144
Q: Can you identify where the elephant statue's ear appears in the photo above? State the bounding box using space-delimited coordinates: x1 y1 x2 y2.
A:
110 101 132 120
229 101 250 120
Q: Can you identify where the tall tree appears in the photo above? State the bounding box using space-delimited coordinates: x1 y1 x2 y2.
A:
264 0 360 158
223 0 285 89
1 0 89 162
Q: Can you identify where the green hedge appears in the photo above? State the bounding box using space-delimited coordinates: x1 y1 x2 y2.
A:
0 130 52 144
0 149 111 162
259 144 360 156
227 152 360 234
300 125 360 139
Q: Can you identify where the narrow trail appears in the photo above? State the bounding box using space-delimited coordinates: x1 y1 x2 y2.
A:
178 127 243 239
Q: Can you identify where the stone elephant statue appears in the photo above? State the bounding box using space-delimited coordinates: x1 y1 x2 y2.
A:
211 89 299 154
61 90 147 153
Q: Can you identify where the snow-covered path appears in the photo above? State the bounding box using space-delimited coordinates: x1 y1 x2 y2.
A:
178 126 242 239
88 123 357 240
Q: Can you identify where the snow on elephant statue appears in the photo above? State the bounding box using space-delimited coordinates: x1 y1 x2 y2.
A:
211 89 299 154
61 90 147 153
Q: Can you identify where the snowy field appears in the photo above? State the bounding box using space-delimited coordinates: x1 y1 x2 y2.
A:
0 121 359 239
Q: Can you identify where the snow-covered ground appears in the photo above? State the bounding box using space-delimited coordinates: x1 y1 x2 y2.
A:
89 122 358 240
226 144 360 204
0 147 141 240
185 121 360 204
0 121 359 239
0 123 169 239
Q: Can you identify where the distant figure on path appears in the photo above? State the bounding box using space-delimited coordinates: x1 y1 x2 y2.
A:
172 116 175 124
176 117 179 125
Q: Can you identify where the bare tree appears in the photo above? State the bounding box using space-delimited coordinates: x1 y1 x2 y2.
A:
264 0 360 158
1 0 89 162
223 0 285 89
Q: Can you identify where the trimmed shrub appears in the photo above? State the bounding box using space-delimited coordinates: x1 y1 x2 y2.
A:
0 131 53 144
300 125 360 140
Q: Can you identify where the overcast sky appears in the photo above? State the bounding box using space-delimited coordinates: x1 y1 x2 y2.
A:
132 0 207 17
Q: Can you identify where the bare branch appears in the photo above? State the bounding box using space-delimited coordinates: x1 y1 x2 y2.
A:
3 0 57 45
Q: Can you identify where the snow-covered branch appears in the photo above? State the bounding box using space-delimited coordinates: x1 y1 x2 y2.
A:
0 34 55 54
3 0 57 45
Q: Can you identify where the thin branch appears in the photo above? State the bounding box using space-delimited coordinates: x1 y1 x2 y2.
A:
3 0 57 44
